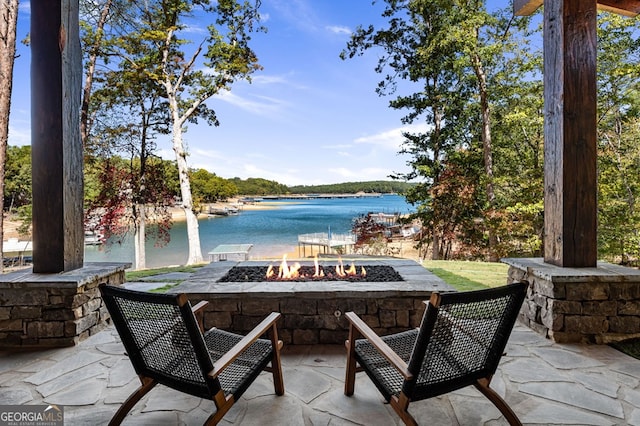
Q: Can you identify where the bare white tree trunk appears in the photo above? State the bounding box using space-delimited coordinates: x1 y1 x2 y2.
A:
172 120 203 264
161 28 204 266
133 203 146 270
0 0 18 271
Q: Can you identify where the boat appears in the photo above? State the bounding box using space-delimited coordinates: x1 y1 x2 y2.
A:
208 206 240 217
84 231 104 245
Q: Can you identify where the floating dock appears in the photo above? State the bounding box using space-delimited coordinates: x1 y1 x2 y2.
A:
297 232 356 256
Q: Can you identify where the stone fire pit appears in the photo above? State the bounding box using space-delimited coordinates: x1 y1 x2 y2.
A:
170 258 454 345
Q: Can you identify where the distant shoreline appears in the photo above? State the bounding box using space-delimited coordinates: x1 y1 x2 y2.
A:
170 199 292 222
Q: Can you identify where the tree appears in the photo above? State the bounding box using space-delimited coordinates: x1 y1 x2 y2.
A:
343 0 539 260
0 0 18 269
351 213 388 255
85 61 174 269
191 168 237 203
596 13 640 263
343 0 472 259
85 155 175 268
4 145 31 212
80 0 112 145
113 0 264 265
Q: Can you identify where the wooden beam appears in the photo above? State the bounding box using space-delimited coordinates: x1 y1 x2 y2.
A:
516 0 640 16
31 0 84 272
543 0 598 267
514 0 543 16
598 0 640 17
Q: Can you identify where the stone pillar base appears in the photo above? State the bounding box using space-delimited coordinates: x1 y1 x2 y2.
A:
503 257 640 344
0 262 129 349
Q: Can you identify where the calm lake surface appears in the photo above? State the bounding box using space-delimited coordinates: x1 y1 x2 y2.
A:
84 195 414 268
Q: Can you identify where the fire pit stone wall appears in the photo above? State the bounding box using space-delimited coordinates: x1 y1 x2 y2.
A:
170 259 455 345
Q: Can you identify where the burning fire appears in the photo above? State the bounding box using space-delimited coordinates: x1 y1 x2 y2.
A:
266 255 366 280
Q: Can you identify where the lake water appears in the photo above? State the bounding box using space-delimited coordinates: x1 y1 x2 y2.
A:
84 195 414 268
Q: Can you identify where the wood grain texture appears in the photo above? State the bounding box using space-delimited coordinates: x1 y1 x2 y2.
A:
31 0 83 272
543 0 597 267
516 0 640 16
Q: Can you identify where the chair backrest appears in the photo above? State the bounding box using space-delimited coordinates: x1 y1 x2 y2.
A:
99 284 219 399
404 282 528 400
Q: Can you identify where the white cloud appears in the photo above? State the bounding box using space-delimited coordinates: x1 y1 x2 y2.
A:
8 125 30 146
326 166 395 182
354 123 430 150
19 1 31 14
251 75 289 85
211 90 288 117
325 25 351 35
191 148 225 160
268 0 319 32
181 24 208 35
239 163 306 185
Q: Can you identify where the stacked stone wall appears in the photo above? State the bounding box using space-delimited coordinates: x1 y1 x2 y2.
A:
504 258 640 344
0 264 128 349
196 294 428 345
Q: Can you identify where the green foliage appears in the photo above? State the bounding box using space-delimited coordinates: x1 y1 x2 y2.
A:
596 13 640 264
190 168 238 202
231 177 289 195
4 145 32 212
16 204 31 237
344 1 544 260
85 156 176 246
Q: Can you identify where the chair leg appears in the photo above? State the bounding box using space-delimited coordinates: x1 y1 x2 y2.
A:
390 394 418 426
108 376 157 426
269 326 285 395
474 379 522 426
205 391 235 425
344 325 358 396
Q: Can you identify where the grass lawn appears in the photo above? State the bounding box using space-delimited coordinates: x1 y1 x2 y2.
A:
422 260 510 292
125 265 205 292
125 265 204 281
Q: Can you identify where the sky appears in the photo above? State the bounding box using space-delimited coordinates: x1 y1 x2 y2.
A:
9 0 508 186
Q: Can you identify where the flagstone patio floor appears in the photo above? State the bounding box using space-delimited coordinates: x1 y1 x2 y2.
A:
2 319 640 425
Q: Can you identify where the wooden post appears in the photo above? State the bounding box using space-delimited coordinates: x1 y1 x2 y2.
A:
31 0 84 272
543 0 597 267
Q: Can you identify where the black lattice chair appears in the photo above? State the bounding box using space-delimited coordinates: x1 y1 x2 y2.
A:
99 284 284 426
344 282 528 426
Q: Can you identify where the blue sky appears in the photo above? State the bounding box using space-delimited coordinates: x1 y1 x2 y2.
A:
9 0 509 186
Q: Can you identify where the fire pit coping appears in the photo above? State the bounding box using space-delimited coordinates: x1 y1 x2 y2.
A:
170 258 455 297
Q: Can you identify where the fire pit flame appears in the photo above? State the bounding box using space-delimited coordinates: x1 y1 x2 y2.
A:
313 256 324 277
266 255 366 281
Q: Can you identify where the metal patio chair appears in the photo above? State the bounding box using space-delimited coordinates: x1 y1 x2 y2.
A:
344 282 528 426
99 284 284 426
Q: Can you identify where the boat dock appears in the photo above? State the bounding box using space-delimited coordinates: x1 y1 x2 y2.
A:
297 232 357 256
255 193 383 201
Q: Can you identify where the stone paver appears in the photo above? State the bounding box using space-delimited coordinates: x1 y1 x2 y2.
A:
1 323 639 425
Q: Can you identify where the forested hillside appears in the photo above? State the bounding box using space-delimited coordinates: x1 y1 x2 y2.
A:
288 181 414 194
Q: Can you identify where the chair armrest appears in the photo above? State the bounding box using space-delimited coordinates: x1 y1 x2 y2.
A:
191 300 209 314
191 301 209 332
209 312 282 378
345 312 413 380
